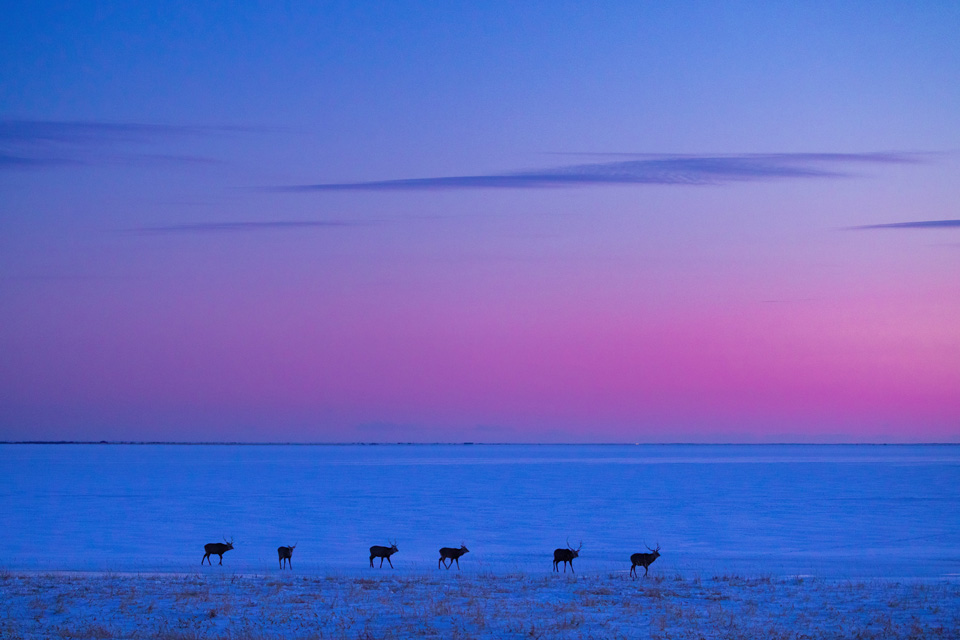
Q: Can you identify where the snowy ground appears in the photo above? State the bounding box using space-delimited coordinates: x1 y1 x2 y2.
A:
2 570 958 639
4 445 958 636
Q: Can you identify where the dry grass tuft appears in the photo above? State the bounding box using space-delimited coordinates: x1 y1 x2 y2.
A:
56 624 114 639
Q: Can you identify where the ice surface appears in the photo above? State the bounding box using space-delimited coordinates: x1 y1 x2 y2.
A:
1 444 958 578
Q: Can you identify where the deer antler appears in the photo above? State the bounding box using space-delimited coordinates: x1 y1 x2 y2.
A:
577 540 583 551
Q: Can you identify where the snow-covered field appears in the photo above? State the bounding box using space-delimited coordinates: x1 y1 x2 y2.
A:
2 444 958 637
2 570 958 639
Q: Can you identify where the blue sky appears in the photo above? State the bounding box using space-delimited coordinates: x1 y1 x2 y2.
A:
2 1 959 442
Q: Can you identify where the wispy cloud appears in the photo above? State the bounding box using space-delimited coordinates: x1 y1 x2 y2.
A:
135 220 372 234
0 119 253 143
282 152 919 191
0 119 256 170
0 153 76 168
352 421 520 443
849 219 960 230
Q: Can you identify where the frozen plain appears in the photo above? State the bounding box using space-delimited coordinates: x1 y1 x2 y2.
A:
1 444 958 576
1 444 958 638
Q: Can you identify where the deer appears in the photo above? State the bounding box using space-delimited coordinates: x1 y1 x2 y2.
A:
369 540 399 568
553 539 582 573
438 544 469 570
201 537 234 566
630 543 661 578
277 543 296 569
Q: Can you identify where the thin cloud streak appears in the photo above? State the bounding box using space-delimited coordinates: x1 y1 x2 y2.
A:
0 153 76 167
849 220 960 230
0 119 258 143
135 220 374 234
107 153 219 167
284 152 919 191
0 119 260 171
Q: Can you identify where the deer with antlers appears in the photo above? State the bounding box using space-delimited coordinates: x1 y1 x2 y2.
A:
201 537 234 566
369 540 399 568
630 543 661 578
277 543 296 569
438 544 469 570
553 539 582 573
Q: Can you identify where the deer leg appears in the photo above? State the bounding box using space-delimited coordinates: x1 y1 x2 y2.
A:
387 556 394 568
379 557 384 568
455 558 460 570
218 554 223 565
570 562 575 574
644 565 649 577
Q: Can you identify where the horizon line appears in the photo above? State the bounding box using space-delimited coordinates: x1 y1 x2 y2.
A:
1 441 956 446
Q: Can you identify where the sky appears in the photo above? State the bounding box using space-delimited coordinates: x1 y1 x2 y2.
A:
1 1 958 443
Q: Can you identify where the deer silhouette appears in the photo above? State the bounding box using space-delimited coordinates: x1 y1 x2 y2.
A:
278 543 296 569
369 540 399 568
553 539 582 573
438 544 469 570
630 543 660 578
201 537 234 566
